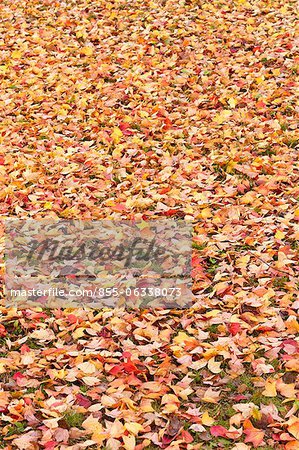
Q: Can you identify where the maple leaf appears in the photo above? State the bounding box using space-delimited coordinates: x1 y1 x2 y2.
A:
210 425 228 438
0 324 6 337
82 416 107 445
227 322 241 336
262 379 277 397
201 411 214 426
75 394 92 408
243 420 265 447
1 0 299 448
288 419 299 440
213 110 232 124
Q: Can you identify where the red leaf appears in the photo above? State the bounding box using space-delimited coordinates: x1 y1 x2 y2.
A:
233 394 248 401
66 314 79 324
109 365 123 375
158 187 171 195
0 324 6 337
75 394 92 408
123 361 141 374
161 434 175 446
119 122 134 135
180 430 193 443
210 425 228 438
43 441 57 450
244 420 265 447
20 344 30 354
162 209 182 217
13 372 25 381
227 323 241 336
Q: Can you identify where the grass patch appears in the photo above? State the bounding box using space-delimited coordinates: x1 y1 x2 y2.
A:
192 242 207 251
6 421 27 437
191 371 203 384
273 276 289 289
63 411 85 429
206 257 219 275
151 399 161 412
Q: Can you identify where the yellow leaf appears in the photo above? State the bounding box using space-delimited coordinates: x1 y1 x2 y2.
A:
200 207 212 219
82 376 100 386
275 230 285 239
162 403 178 413
294 209 299 218
173 332 195 345
206 310 220 318
122 397 138 411
52 369 66 379
76 30 87 39
286 441 299 450
213 110 232 124
208 358 222 374
276 380 296 398
286 318 299 333
256 75 264 84
202 411 214 426
140 399 154 413
43 202 53 210
124 422 143 435
77 361 96 374
240 192 255 204
82 416 107 444
57 107 68 117
223 128 233 138
81 46 94 56
111 127 123 144
226 160 236 173
72 327 85 339
123 435 136 450
228 98 237 108
11 50 22 59
262 380 277 397
112 145 123 159
161 393 179 412
252 407 262 421
161 394 180 404
288 419 299 440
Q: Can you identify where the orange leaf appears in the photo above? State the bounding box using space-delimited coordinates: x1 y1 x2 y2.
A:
288 420 299 440
243 420 265 448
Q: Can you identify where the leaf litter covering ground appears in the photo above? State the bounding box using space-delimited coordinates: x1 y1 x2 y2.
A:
0 0 299 448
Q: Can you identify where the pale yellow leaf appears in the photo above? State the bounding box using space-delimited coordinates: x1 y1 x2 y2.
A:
123 435 136 450
81 46 94 56
202 411 214 426
262 380 277 397
213 110 232 124
124 422 143 435
111 127 123 144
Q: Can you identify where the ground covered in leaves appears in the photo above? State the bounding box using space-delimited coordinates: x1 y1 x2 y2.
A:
0 0 299 448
